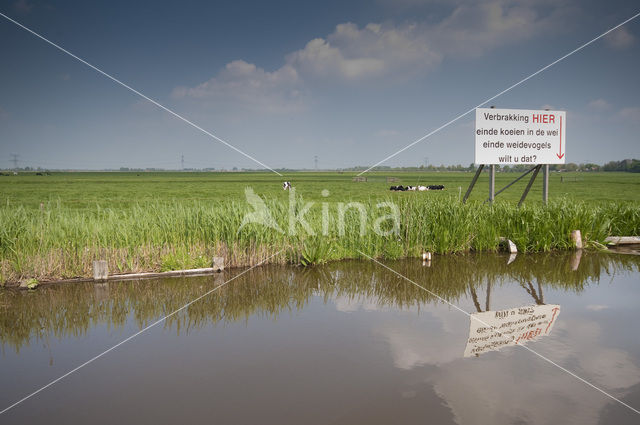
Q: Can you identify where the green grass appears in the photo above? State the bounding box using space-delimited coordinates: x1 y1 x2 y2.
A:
1 171 639 283
2 171 640 209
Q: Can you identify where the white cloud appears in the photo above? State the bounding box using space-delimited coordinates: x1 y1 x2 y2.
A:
425 0 575 58
587 98 612 111
374 129 402 138
14 0 33 14
172 60 303 114
431 2 536 57
286 1 571 81
287 22 441 80
618 107 640 122
173 1 574 109
586 304 609 311
605 26 636 50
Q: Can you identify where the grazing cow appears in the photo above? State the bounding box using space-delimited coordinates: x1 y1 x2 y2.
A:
427 185 445 190
283 181 292 190
417 185 428 191
407 186 417 191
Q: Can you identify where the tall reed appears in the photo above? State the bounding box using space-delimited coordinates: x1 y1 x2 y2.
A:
1 198 638 282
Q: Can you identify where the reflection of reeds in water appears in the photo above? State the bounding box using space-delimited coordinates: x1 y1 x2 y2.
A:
1 252 638 353
1 198 639 282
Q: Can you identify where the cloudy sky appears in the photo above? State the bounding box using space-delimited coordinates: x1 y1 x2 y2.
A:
0 0 639 170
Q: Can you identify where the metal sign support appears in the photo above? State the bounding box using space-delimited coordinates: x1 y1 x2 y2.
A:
517 164 542 207
462 164 484 203
542 164 549 204
489 165 495 203
463 164 547 206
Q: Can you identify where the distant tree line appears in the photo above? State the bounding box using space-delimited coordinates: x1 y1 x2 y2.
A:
4 159 639 173
346 159 640 173
601 159 640 173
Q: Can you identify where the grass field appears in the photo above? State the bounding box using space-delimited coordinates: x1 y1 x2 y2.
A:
2 171 640 209
1 171 639 283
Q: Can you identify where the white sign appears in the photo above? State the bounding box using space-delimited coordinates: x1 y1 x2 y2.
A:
475 108 566 165
464 304 561 357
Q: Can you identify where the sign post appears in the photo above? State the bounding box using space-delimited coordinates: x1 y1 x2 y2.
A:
543 164 549 203
465 107 566 205
489 164 495 202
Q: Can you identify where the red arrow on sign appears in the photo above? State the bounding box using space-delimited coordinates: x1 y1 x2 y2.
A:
557 116 564 159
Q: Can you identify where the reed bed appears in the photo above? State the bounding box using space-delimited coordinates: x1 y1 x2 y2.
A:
1 197 639 283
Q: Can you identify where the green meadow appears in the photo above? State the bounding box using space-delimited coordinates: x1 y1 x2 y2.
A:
1 171 639 283
3 171 640 208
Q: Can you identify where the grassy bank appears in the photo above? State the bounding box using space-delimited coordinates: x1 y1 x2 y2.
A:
2 196 639 283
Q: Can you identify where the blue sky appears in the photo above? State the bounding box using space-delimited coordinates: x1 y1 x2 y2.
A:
1 0 639 170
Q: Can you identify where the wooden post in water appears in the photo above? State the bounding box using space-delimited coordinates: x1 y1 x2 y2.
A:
93 260 108 281
571 230 583 250
212 256 225 272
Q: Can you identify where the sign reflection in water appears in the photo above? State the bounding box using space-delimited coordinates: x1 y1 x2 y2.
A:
464 304 561 357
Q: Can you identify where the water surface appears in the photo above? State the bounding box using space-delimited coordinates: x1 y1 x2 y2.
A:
1 252 639 424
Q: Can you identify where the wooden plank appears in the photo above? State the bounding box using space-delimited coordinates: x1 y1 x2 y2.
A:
605 236 640 246
109 267 218 281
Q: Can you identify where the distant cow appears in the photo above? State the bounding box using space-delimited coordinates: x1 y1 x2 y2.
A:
283 181 292 190
390 185 408 191
427 185 445 190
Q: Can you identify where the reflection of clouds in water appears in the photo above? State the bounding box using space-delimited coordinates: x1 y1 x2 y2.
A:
333 295 389 313
373 306 640 424
429 355 608 425
332 294 466 368
376 321 462 369
548 319 640 390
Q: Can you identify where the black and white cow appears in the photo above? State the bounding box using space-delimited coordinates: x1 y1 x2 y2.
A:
283 181 292 190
